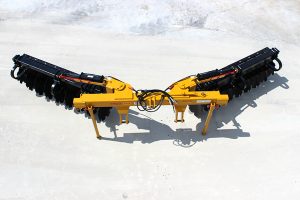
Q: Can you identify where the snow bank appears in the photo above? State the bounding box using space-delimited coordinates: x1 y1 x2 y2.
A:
1 0 300 43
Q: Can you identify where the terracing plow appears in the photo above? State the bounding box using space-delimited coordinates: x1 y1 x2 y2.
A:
11 47 282 139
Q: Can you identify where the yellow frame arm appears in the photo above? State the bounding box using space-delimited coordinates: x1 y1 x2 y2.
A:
73 76 228 139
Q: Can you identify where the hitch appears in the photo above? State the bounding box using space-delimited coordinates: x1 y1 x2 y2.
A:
73 76 228 138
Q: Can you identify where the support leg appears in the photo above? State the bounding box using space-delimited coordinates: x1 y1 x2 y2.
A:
181 112 185 122
175 111 178 122
174 105 186 122
119 114 129 124
87 106 101 139
202 103 216 135
116 106 130 124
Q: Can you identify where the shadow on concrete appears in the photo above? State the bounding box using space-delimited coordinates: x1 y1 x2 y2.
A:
101 74 289 146
102 110 250 147
31 73 288 146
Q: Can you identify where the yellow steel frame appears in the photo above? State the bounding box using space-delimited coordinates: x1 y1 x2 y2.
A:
73 76 228 139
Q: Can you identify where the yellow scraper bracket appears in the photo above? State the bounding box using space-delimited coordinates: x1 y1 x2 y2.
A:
73 76 229 139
